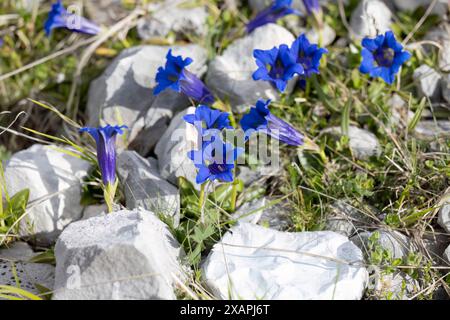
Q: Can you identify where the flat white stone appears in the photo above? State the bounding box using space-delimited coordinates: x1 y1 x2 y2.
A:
4 144 90 245
81 204 107 220
351 230 414 260
154 107 199 189
350 0 392 39
53 209 186 300
0 242 54 295
393 0 449 16
138 0 208 39
372 271 419 300
437 191 450 233
444 245 450 264
298 24 336 47
117 151 180 227
442 73 450 103
232 197 292 231
202 223 368 300
324 126 381 160
413 64 442 100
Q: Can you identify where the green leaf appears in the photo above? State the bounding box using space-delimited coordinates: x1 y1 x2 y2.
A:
8 188 29 217
341 97 351 137
191 224 216 244
179 177 200 217
210 180 243 209
29 249 55 265
407 97 426 132
351 69 361 89
311 74 338 112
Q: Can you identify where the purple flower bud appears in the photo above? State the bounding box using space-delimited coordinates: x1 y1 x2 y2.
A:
45 0 100 36
240 99 304 146
154 49 215 105
302 0 321 15
80 125 127 186
247 0 300 33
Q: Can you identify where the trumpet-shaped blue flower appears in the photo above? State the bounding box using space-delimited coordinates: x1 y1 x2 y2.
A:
154 49 215 105
45 0 100 36
247 0 300 33
80 125 127 186
183 105 232 136
253 44 304 92
302 0 321 15
240 99 304 146
189 139 243 184
291 34 328 78
359 31 411 85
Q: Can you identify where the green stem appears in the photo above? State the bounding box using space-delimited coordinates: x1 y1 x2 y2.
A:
230 173 238 213
104 180 118 214
318 27 323 48
199 182 207 224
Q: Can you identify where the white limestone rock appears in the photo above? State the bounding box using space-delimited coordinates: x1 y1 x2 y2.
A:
138 0 208 40
439 41 450 72
298 24 336 47
324 126 381 160
388 94 415 130
372 271 419 300
237 165 282 187
325 201 374 237
413 64 442 100
0 242 55 296
4 144 90 245
414 121 450 140
81 204 107 220
202 223 368 300
444 245 450 264
0 242 35 261
205 24 295 109
53 209 186 300
350 0 392 39
85 0 128 26
437 191 450 233
117 151 180 227
442 73 450 103
232 197 292 231
351 230 414 260
154 107 199 189
393 0 449 16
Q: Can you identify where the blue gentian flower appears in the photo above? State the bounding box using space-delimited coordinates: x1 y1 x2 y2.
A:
189 139 243 184
291 34 328 78
290 34 328 88
80 125 127 186
240 99 304 146
247 0 300 33
302 0 321 15
154 49 215 105
183 105 232 136
359 31 412 85
44 0 100 36
253 44 304 92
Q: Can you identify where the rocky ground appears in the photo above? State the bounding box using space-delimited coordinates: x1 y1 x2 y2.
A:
0 0 449 300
